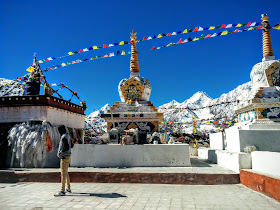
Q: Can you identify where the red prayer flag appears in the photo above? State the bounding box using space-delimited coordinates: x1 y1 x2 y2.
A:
151 46 156 50
193 27 198 32
103 54 108 58
143 36 147 40
205 34 211 38
48 67 53 70
232 29 239 33
246 22 251 27
256 25 263 29
177 38 183 44
166 33 171 36
45 59 49 61
220 24 226 28
79 49 83 52
72 61 76 64
103 44 108 48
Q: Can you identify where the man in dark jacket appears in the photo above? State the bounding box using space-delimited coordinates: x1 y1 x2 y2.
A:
55 125 73 196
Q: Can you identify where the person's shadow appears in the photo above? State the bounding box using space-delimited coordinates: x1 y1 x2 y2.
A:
66 192 126 198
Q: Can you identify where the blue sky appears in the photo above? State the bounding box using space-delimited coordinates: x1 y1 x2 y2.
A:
1 0 280 115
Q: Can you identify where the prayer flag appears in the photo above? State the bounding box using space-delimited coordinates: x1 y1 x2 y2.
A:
183 39 188 43
208 26 215 30
246 22 251 27
116 51 121 56
109 52 114 57
167 33 171 36
124 41 129 44
79 49 83 53
256 25 263 29
220 24 226 28
103 54 108 58
76 59 82 63
96 55 101 58
98 46 103 49
272 24 280 29
183 29 188 33
103 44 108 48
48 67 53 70
193 27 198 32
177 31 182 34
26 66 35 72
121 51 125 55
217 32 222 36
215 25 221 29
157 47 161 49
157 34 162 38
171 32 177 35
198 27 203 31
114 43 119 46
193 37 199 41
255 22 260 26
177 38 183 44
67 62 71 65
247 27 254 31
90 57 95 60
38 60 43 63
188 37 192 42
83 58 88 61
166 43 173 47
45 58 49 61
74 51 78 54
72 61 76 64
236 23 242 27
226 24 232 28
128 51 131 54
203 27 209 30
119 41 125 45
147 36 152 40
250 22 256 26
143 36 147 40
232 29 239 33
205 34 211 38
153 35 157 39
241 23 246 26
221 31 228 35
109 44 114 47
162 33 166 36
83 48 89 51
211 33 217 37
188 29 193 32
200 34 205 39
88 47 93 50
93 46 98 49
47 57 53 61
151 46 156 50
61 63 66 67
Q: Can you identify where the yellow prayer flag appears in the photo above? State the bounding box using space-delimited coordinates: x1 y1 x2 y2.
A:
38 60 43 63
121 50 125 55
167 43 173 47
209 26 215 30
221 31 228 35
236 23 242 27
90 57 95 60
26 66 35 72
61 63 66 67
157 34 162 38
85 118 88 121
247 27 254 31
206 121 210 124
272 24 280 30
193 37 199 41
183 29 188 33
119 41 124 45
68 52 74 55
93 46 98 49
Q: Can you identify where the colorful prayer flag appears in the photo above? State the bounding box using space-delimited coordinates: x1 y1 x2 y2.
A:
183 29 188 33
272 24 280 30
157 34 162 38
121 51 125 55
26 66 35 72
193 27 198 32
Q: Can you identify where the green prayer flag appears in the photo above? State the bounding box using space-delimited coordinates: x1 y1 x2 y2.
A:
242 23 246 26
73 51 78 54
124 41 129 44
96 55 102 58
98 46 103 48
128 51 131 54
188 29 193 32
200 34 205 39
162 33 166 36
67 62 71 65
215 25 221 29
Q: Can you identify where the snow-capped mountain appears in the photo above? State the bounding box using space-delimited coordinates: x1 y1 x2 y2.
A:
0 78 23 97
87 81 253 134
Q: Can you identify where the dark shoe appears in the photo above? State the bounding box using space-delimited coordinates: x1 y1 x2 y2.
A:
66 189 71 193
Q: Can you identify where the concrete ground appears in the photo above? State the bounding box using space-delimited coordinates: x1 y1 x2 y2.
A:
0 183 279 210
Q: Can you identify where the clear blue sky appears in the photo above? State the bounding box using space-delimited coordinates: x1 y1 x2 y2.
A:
1 0 279 115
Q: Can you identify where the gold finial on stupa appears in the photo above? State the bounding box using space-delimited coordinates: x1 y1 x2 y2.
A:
261 14 274 59
130 29 140 75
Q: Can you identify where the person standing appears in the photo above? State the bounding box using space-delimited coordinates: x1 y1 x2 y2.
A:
55 125 73 196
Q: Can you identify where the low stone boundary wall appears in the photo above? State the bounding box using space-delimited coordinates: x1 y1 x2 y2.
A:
252 151 280 177
198 148 251 173
71 144 191 167
240 169 280 202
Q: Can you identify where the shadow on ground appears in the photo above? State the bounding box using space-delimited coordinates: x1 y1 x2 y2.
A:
66 192 127 198
190 157 212 167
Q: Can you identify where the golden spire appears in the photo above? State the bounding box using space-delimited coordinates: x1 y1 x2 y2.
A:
130 29 140 76
261 14 274 59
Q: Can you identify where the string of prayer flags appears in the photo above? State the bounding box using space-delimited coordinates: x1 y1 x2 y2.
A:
37 21 260 64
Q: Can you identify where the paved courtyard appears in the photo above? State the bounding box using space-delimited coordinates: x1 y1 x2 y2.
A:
0 183 279 209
